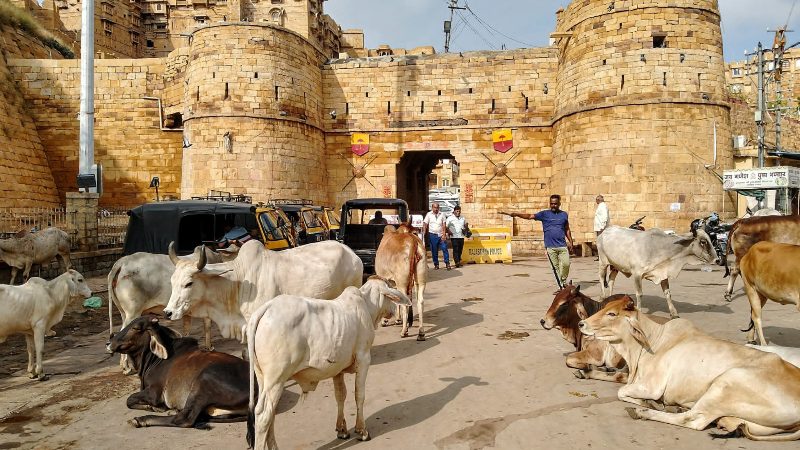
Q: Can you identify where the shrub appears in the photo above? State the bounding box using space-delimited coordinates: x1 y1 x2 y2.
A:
0 0 75 58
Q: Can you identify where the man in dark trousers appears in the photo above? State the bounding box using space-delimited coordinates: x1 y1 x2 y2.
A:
500 194 574 291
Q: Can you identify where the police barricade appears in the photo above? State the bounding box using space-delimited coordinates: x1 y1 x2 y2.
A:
461 227 513 264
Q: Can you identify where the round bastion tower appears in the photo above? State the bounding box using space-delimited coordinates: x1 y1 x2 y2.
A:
180 22 328 203
551 0 733 239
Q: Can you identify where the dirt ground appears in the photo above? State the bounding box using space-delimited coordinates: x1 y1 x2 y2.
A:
1 255 800 450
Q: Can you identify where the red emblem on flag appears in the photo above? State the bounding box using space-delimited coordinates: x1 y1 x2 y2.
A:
351 133 369 156
492 129 513 153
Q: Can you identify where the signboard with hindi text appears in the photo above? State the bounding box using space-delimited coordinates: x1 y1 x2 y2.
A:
723 166 800 190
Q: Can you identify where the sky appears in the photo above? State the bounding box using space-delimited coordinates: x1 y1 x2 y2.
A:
324 0 800 62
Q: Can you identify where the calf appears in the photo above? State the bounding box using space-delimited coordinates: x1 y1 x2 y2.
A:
0 227 72 284
541 283 627 382
107 316 250 428
246 277 411 450
0 270 91 379
739 241 800 345
579 297 800 441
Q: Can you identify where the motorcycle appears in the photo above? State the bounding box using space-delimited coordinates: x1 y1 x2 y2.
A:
629 216 646 231
689 212 731 267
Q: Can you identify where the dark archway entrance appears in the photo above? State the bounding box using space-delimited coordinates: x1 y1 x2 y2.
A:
396 150 457 214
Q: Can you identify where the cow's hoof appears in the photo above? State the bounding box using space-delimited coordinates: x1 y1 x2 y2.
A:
194 422 212 430
337 430 350 440
724 294 733 303
46 330 56 337
625 407 642 420
356 430 370 441
128 418 143 428
401 331 409 338
394 319 403 326
28 372 37 379
381 320 390 327
36 373 50 382
416 333 426 341
122 368 136 376
746 340 758 345
573 370 587 379
670 314 680 319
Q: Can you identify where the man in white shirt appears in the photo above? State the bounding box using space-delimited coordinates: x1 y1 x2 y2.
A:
446 205 469 268
594 195 609 236
423 202 451 270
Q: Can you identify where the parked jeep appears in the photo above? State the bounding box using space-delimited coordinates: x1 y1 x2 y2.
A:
339 198 409 273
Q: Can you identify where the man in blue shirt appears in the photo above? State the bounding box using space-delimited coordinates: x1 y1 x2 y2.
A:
501 194 574 290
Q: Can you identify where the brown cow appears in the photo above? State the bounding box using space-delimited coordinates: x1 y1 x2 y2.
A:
541 284 628 382
375 223 428 340
107 316 250 428
740 241 800 345
724 215 800 301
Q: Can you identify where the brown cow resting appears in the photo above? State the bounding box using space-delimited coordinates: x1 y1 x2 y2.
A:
740 241 800 345
107 316 250 428
541 283 628 382
375 224 427 340
724 215 800 301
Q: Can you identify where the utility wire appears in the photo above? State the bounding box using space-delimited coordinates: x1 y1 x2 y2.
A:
463 2 535 48
456 10 498 50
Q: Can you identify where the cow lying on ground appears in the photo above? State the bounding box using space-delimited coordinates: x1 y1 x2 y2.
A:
107 246 239 373
246 277 411 450
579 297 800 441
107 315 249 429
748 344 800 368
598 226 717 318
0 227 72 285
723 215 800 301
0 270 92 379
375 224 427 340
740 241 800 345
164 240 363 344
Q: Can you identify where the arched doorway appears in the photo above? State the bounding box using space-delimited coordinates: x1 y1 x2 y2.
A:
396 150 459 214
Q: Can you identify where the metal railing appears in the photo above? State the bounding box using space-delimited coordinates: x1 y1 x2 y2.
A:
97 208 129 248
0 208 77 248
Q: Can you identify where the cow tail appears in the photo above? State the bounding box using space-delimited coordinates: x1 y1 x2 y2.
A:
107 260 123 337
741 318 754 333
406 241 420 296
247 303 269 449
740 424 800 441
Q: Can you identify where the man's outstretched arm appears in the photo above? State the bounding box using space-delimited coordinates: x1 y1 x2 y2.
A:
499 211 536 220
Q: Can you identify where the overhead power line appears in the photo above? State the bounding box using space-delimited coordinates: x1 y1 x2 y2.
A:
463 2 535 48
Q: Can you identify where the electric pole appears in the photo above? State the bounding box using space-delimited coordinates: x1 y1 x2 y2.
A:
444 0 466 53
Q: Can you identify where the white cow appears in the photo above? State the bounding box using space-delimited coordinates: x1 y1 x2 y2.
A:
164 239 363 342
246 276 411 450
579 297 800 441
0 270 92 379
748 344 800 368
598 226 717 318
0 227 72 285
107 246 239 373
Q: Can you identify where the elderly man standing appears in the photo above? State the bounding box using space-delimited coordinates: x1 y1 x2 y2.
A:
594 195 610 236
423 202 451 270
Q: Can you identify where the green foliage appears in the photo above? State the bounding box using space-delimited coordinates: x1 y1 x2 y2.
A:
0 0 75 58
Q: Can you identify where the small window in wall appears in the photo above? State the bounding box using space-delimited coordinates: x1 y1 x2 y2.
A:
653 34 667 48
731 67 742 77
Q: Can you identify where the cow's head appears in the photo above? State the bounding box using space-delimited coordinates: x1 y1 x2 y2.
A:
541 281 587 332
689 229 718 265
578 296 648 347
64 269 92 299
107 315 180 360
362 276 412 324
164 242 232 321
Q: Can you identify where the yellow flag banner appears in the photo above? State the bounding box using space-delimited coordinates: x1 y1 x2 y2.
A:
492 129 513 153
351 133 370 156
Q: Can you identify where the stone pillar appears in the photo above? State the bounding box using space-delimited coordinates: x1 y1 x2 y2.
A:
66 192 99 252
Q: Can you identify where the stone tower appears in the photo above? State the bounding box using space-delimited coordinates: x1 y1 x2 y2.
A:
180 23 329 204
552 0 733 236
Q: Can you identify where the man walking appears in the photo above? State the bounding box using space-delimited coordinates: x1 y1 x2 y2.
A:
594 195 609 236
500 194 574 290
446 205 469 268
423 202 451 270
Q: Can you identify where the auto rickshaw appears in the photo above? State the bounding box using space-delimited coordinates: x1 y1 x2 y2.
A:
312 205 340 240
270 199 328 245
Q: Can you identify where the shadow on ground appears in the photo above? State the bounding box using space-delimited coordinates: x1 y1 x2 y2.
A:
639 295 734 316
315 376 488 449
371 301 484 366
